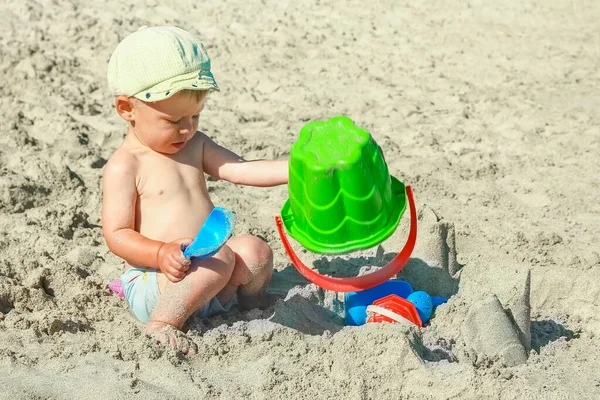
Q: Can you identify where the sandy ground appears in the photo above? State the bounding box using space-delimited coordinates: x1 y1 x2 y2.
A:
0 0 599 399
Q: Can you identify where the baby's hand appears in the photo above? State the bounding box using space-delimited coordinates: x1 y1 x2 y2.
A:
157 238 193 283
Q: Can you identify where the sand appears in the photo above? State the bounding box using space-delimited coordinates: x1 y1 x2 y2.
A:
1 0 599 398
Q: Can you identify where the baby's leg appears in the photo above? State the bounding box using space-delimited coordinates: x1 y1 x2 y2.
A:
146 245 236 354
217 235 274 311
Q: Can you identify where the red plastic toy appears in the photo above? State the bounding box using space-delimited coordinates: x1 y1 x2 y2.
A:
365 294 422 327
275 186 417 293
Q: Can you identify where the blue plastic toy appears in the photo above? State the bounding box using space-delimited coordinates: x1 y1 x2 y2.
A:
183 207 235 259
431 295 448 308
407 291 434 322
344 280 448 325
344 280 413 326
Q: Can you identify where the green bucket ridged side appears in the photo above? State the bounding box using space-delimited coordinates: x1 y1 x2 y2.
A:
281 116 407 254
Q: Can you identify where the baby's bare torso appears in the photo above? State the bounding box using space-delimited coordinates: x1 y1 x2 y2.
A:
123 133 214 242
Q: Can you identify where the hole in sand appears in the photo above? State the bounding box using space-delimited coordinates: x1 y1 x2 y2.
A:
410 334 457 364
0 295 14 314
41 276 55 297
530 319 579 352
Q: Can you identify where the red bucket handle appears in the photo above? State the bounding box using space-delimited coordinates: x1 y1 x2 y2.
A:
275 186 417 292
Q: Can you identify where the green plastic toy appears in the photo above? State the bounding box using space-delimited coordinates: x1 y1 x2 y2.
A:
280 116 407 254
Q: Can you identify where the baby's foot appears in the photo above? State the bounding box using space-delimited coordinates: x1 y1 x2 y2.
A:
146 321 198 356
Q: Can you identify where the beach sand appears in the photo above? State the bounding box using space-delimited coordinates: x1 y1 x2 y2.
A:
0 0 599 398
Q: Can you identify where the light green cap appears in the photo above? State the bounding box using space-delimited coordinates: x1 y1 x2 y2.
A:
107 26 219 102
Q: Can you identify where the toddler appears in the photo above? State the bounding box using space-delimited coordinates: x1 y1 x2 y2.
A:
103 26 288 355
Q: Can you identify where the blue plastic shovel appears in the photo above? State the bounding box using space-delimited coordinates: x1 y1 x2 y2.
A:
183 207 236 259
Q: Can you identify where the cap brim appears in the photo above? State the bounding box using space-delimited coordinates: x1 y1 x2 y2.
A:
133 70 219 102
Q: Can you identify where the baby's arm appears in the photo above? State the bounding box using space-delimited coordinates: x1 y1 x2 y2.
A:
202 135 288 186
102 153 190 282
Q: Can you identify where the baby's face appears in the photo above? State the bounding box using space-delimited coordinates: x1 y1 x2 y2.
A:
131 91 205 154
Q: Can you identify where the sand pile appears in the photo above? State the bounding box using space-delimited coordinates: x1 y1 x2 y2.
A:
1 0 599 398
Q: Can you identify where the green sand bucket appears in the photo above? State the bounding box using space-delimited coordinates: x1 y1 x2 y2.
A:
280 116 407 254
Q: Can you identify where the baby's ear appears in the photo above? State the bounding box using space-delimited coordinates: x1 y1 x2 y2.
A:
115 95 135 122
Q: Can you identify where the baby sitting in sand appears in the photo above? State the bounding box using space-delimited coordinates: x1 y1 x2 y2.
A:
102 26 288 355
